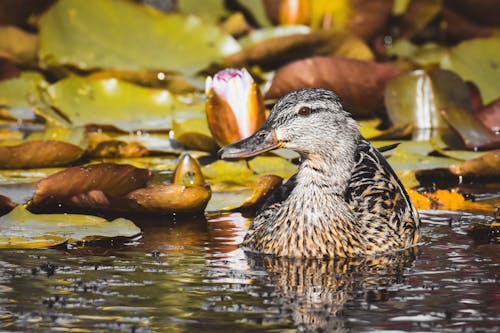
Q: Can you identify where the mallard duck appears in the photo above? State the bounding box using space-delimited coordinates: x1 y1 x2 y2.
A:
219 88 420 258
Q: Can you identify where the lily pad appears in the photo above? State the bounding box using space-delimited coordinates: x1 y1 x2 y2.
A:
441 37 500 104
172 109 218 152
44 76 202 132
126 184 211 214
0 206 140 248
0 26 38 65
266 56 401 117
385 69 472 130
225 31 374 70
39 0 240 75
0 71 46 111
32 163 153 207
0 126 87 169
449 150 500 178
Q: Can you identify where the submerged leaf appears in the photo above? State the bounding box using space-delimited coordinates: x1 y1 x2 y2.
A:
39 0 240 75
266 56 401 117
0 206 140 248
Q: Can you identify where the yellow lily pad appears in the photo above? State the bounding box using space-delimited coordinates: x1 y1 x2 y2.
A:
39 0 240 75
45 76 202 132
441 37 500 104
0 71 46 110
0 206 141 249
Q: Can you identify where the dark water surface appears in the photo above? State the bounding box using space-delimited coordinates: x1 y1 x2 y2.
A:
0 210 498 332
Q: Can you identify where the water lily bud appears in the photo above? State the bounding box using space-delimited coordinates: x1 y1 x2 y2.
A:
173 153 205 186
205 68 266 147
279 0 310 25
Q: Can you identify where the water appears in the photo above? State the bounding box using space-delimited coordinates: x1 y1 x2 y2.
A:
0 210 498 332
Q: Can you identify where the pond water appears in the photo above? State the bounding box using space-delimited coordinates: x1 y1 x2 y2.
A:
0 209 498 332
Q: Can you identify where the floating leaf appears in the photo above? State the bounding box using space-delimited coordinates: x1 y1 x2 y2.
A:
237 25 311 49
0 195 16 215
0 206 140 248
397 0 443 39
408 188 497 212
239 175 283 210
477 99 500 132
126 184 211 213
441 107 500 149
202 159 256 186
248 156 297 179
0 71 45 110
32 163 152 207
45 76 202 132
266 56 401 117
39 0 240 75
0 26 38 65
225 31 374 70
172 109 218 152
0 126 87 169
441 37 500 104
449 150 500 178
385 69 472 130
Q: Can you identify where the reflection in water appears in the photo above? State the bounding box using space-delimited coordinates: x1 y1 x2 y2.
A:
0 210 497 332
247 251 416 332
205 212 417 332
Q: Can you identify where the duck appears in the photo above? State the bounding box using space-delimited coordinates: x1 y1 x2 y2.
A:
218 88 420 258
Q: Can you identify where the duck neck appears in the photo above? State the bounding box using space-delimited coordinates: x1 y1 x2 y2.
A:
295 136 359 196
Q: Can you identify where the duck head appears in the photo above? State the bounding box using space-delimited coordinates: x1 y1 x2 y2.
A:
218 88 359 161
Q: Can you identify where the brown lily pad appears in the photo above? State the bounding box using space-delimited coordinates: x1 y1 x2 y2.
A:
347 0 393 41
32 163 153 207
0 26 38 65
265 56 401 117
476 99 500 132
449 150 500 178
0 140 84 170
225 31 373 70
0 194 16 215
126 184 211 214
239 175 283 210
441 107 500 149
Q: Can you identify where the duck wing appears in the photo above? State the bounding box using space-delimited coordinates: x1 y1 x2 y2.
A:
345 137 419 248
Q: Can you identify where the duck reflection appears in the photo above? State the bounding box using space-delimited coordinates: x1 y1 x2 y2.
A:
247 250 417 332
205 212 418 332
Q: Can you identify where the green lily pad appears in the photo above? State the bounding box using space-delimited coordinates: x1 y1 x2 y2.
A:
0 206 140 248
441 37 500 104
385 69 473 130
0 126 87 169
0 71 46 113
248 156 297 179
44 76 202 132
39 0 240 75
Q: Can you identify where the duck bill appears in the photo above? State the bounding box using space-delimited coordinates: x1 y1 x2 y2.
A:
218 128 281 159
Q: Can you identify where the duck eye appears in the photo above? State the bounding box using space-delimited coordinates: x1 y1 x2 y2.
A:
298 106 312 116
